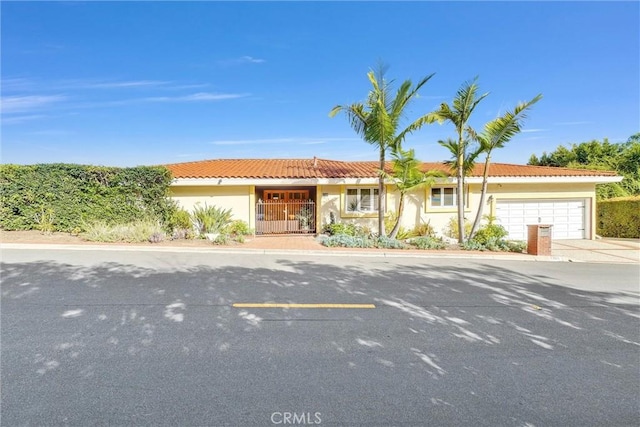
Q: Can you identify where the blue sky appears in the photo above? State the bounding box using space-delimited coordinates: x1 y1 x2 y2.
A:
2 1 639 167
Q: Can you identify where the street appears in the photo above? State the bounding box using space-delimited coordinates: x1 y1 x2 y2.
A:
1 248 639 426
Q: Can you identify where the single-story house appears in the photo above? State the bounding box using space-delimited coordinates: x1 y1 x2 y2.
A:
165 158 621 240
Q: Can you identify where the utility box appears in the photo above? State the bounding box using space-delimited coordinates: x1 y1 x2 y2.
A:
527 224 553 256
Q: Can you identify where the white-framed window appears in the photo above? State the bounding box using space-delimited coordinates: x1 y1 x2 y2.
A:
430 187 463 207
346 188 379 213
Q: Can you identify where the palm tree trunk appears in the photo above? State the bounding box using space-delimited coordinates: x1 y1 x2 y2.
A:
389 192 405 239
378 145 386 237
456 150 465 244
469 155 491 240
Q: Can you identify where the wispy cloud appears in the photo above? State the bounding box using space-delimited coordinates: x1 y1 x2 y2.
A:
143 92 249 103
81 80 170 89
1 95 66 113
420 95 447 100
521 128 548 133
1 77 36 92
218 55 266 66
554 121 591 126
28 129 74 136
1 114 48 125
210 137 358 146
2 77 211 93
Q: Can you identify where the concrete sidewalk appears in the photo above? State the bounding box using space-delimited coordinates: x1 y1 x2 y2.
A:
2 234 638 264
552 239 640 264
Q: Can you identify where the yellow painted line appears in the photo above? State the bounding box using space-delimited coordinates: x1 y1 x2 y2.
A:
232 303 375 309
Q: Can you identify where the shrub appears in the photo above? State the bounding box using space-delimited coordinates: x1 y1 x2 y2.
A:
167 208 192 231
0 164 175 232
82 219 166 243
190 203 233 235
444 217 472 240
34 206 55 235
411 236 446 250
148 232 165 244
409 222 436 238
171 228 194 240
462 239 487 251
375 236 407 249
471 224 508 245
228 220 253 236
597 196 640 238
211 234 230 245
323 222 364 237
505 240 527 253
322 234 374 248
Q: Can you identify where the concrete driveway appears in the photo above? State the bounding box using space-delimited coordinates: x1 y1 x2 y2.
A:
553 238 640 264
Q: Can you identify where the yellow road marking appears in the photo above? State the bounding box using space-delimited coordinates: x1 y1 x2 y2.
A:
232 303 375 309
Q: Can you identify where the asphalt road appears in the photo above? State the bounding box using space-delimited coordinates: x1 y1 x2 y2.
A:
1 249 639 426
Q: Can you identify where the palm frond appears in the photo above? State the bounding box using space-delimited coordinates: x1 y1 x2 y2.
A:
478 94 542 153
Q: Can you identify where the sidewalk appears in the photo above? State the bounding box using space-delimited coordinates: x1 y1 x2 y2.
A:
2 233 638 264
552 239 640 264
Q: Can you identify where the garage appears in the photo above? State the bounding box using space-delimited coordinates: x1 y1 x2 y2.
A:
495 199 587 240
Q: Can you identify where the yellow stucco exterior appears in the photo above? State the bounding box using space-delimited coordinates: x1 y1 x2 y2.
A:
170 185 252 225
170 181 600 239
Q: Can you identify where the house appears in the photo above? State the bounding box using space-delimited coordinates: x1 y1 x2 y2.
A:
165 158 621 240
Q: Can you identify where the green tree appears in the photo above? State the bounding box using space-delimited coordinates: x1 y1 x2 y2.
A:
329 66 435 236
528 135 640 199
427 78 489 243
469 94 542 239
382 148 444 239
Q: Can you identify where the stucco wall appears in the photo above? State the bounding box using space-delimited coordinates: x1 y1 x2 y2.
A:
170 185 253 227
322 182 596 238
419 182 596 238
170 181 597 239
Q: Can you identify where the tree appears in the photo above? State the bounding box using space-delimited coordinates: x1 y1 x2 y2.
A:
438 137 484 191
427 78 489 243
329 66 435 236
469 94 542 239
382 148 444 239
528 135 640 199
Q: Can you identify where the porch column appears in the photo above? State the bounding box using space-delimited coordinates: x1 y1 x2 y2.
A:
248 185 256 233
316 185 322 233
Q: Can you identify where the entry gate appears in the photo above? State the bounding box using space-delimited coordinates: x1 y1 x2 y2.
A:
256 200 316 235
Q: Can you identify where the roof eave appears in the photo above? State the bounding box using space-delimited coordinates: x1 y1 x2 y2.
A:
171 175 622 186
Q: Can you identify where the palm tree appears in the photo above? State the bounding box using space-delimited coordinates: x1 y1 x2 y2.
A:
382 148 444 239
438 137 484 188
329 66 435 236
469 94 543 239
428 78 489 243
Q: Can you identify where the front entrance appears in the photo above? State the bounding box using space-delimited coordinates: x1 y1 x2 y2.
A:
256 189 316 235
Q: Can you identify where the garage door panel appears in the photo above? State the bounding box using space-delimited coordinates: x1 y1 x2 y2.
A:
496 199 586 240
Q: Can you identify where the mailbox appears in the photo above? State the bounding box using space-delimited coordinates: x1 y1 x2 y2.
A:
527 224 553 256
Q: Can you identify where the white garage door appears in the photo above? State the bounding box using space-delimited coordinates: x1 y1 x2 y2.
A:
495 199 586 240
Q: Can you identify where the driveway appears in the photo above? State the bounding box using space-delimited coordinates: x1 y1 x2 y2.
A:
553 238 640 264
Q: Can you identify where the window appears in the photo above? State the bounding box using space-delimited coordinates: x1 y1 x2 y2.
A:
430 187 463 207
346 188 379 213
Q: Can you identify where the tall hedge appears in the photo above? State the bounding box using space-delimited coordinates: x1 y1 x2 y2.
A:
596 196 640 238
0 164 176 232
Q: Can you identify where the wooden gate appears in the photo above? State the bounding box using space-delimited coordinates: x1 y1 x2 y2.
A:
256 199 316 235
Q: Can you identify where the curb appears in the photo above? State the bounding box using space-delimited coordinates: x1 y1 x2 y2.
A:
0 243 569 262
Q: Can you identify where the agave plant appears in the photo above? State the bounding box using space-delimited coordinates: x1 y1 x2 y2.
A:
190 203 233 236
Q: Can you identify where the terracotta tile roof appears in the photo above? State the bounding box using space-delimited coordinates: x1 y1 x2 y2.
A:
165 158 618 179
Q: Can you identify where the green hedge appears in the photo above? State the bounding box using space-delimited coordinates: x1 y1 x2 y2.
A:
0 164 176 232
596 196 640 238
